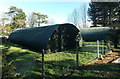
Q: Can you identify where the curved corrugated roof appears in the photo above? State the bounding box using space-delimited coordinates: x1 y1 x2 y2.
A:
79 27 113 41
9 23 78 50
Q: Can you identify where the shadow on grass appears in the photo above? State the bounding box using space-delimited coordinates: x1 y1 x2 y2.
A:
86 64 120 72
2 40 115 79
2 41 77 79
1 40 41 78
68 76 109 79
12 58 76 79
12 54 42 78
44 59 76 78
69 64 120 79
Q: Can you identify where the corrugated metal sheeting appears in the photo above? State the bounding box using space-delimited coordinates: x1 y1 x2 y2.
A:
9 23 80 52
79 27 113 41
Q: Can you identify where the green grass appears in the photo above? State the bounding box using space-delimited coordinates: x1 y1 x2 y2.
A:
1 40 107 79
68 42 120 79
82 42 108 54
69 64 120 79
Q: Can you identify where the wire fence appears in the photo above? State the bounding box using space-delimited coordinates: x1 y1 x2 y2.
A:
82 40 109 55
41 40 110 78
1 40 111 79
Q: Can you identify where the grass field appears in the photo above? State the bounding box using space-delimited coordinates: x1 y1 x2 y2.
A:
69 64 120 79
68 46 120 79
1 40 108 79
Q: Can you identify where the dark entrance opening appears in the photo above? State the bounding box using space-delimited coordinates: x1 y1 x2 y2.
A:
48 24 80 53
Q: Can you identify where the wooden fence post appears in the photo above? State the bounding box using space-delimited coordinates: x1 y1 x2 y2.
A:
97 40 100 58
42 49 45 79
76 44 79 68
102 40 104 54
76 34 80 68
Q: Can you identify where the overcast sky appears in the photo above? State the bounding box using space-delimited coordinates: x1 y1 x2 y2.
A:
0 0 91 26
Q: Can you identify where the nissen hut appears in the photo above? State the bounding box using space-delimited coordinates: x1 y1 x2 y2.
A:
9 23 81 53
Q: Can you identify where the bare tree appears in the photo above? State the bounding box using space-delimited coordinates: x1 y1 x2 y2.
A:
81 3 87 28
48 18 55 25
68 3 88 28
68 8 81 28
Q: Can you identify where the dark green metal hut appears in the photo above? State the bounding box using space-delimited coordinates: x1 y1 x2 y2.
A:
9 23 80 53
79 27 112 41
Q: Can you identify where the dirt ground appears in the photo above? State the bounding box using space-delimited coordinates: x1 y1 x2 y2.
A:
61 48 120 79
87 51 120 65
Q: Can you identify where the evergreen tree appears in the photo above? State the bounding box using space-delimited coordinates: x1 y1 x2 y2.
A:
6 6 26 30
88 2 120 27
88 2 120 48
33 12 48 27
